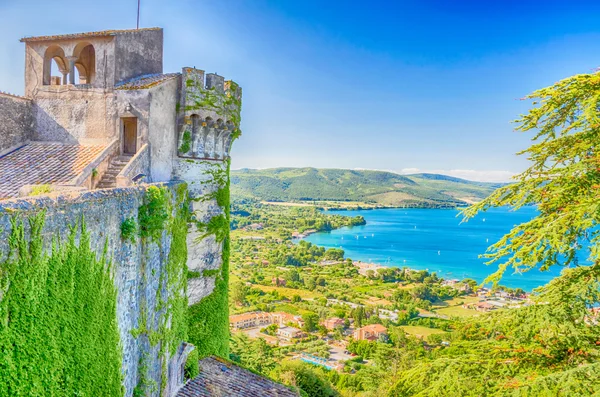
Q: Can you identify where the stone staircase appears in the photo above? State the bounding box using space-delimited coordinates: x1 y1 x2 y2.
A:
96 155 133 189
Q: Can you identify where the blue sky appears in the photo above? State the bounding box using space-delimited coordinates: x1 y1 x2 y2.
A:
1 0 600 181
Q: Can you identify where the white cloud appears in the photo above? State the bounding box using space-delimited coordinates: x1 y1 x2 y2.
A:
399 168 516 183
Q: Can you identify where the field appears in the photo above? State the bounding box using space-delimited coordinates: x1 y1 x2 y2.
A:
432 296 480 318
435 305 480 318
254 284 323 300
400 325 447 338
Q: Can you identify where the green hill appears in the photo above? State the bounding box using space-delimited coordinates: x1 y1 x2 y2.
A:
230 167 503 207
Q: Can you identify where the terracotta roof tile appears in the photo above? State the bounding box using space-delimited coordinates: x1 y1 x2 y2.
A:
0 142 106 199
176 357 298 397
115 73 180 90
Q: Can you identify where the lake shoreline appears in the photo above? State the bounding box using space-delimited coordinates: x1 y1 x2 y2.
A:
301 206 555 291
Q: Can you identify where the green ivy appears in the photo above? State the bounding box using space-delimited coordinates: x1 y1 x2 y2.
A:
121 217 137 243
0 213 123 396
184 349 199 380
188 160 232 358
179 131 192 154
132 184 189 396
139 185 171 241
202 269 220 277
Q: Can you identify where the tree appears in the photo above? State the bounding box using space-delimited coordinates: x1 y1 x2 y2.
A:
230 334 277 375
351 306 366 328
291 295 302 303
276 361 339 397
463 71 600 286
302 312 320 332
305 277 317 291
231 281 250 306
286 269 301 282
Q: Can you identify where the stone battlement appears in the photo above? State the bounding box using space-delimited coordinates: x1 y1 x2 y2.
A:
0 91 31 101
177 68 242 161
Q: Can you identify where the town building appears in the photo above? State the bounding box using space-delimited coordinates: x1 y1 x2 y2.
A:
352 324 388 341
277 326 303 341
272 312 304 328
323 317 345 330
229 312 273 330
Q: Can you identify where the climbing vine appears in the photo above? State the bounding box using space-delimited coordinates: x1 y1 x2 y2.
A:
179 72 242 157
0 213 122 397
188 160 232 358
132 184 189 396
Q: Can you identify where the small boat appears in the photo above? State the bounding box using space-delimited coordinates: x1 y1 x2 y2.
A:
438 250 441 255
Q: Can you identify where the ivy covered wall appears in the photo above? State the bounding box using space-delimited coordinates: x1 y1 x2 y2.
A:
174 67 242 359
0 184 190 397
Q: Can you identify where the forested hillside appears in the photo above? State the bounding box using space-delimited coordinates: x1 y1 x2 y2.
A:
231 168 502 207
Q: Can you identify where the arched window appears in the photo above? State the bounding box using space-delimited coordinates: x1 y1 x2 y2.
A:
43 45 67 86
73 42 96 84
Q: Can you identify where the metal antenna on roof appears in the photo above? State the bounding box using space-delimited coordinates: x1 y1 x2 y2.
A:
137 0 141 29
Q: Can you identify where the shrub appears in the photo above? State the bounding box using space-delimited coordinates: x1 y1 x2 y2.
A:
120 217 137 243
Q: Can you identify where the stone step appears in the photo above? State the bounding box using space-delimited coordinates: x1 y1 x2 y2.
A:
94 156 133 190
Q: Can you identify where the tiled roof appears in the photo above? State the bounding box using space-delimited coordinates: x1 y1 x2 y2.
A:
0 142 106 199
20 27 161 42
176 357 298 397
360 324 387 333
230 312 271 322
115 73 180 90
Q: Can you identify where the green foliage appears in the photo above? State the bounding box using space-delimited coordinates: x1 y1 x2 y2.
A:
0 214 122 396
188 162 232 358
92 168 98 178
131 184 189 396
275 361 339 397
139 185 171 241
463 70 600 283
230 333 278 374
179 130 192 153
387 69 600 397
184 349 199 380
29 184 52 196
121 217 137 242
302 312 320 332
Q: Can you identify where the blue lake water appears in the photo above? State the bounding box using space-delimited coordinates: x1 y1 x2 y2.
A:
304 207 564 291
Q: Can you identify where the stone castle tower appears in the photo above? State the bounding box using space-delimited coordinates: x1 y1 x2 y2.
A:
0 28 241 397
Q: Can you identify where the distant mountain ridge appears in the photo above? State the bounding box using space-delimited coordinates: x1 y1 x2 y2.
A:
231 167 503 207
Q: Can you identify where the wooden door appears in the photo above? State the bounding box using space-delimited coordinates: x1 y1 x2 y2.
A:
123 118 137 155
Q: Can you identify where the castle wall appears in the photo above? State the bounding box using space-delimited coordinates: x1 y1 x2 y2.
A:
0 93 33 153
32 88 118 143
148 77 179 182
114 30 163 84
0 184 189 397
173 158 227 304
